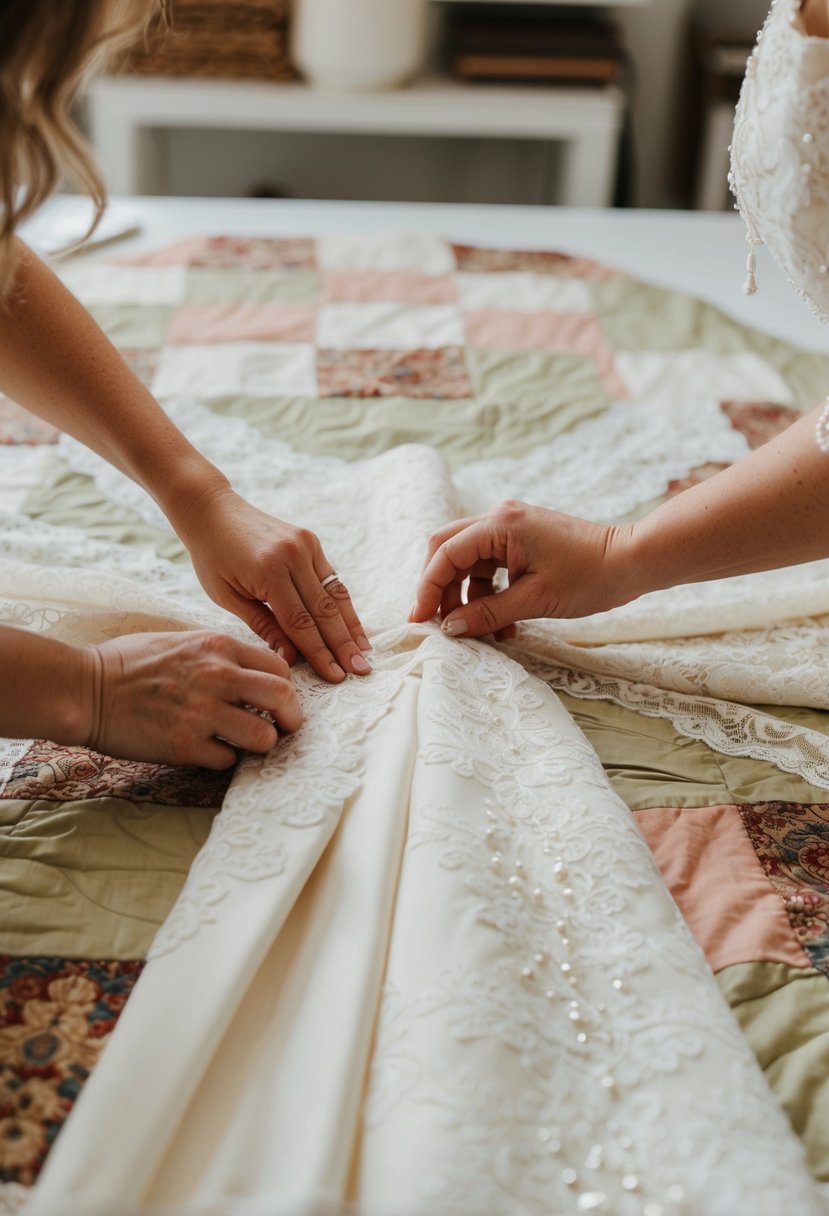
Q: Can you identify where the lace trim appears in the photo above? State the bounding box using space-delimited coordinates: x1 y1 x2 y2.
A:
0 1184 29 1216
149 629 416 959
540 661 829 790
359 638 822 1215
455 396 750 521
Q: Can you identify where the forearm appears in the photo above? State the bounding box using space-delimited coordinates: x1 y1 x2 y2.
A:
0 625 92 744
624 404 829 596
0 240 229 531
800 0 829 37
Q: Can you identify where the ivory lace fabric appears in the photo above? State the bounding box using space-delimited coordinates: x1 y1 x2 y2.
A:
731 0 829 320
2 400 826 1216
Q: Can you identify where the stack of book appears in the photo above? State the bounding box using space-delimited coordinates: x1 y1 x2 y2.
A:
444 3 625 86
117 0 295 81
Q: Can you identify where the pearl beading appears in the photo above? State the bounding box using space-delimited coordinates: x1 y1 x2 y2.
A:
815 398 829 452
481 783 690 1216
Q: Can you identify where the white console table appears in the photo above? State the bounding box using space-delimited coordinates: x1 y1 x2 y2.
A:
86 74 626 207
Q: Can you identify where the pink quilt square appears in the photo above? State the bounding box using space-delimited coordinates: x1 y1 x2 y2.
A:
317 347 471 399
119 348 160 387
635 805 810 974
464 310 627 398
721 401 801 449
116 236 316 270
166 303 316 345
321 271 457 306
0 396 58 444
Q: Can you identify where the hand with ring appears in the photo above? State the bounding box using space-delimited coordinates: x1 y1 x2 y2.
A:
172 485 372 683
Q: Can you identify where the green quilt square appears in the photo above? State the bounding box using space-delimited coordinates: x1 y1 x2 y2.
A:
184 267 319 306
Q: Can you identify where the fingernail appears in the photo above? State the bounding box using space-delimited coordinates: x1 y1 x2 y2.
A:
331 663 345 680
442 618 468 637
357 635 371 652
276 646 286 659
351 655 372 675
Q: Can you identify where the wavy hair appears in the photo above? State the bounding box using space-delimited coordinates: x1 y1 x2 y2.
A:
0 0 164 296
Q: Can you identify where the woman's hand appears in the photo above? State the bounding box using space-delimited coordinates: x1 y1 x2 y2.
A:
173 485 372 683
410 500 636 637
83 631 302 769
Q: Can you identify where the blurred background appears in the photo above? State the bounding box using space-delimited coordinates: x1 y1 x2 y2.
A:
85 0 774 210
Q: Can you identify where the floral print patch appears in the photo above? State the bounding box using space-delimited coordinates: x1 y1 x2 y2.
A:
739 802 829 975
0 957 143 1185
188 236 316 272
450 244 625 281
2 741 231 808
317 346 472 399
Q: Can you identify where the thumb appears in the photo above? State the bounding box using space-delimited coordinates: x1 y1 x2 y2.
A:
441 582 530 639
221 587 298 665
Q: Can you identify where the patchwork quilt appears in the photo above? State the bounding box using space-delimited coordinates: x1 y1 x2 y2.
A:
2 231 829 1212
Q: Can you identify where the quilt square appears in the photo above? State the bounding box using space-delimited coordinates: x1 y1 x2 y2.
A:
0 956 143 1185
721 400 801 449
463 311 626 397
456 272 591 313
187 236 316 271
451 243 624 280
166 303 316 346
88 305 172 350
614 351 794 405
467 349 610 417
57 264 185 307
183 268 319 307
635 805 810 973
317 302 465 350
0 398 57 446
317 348 471 399
738 802 829 976
116 236 316 271
118 349 160 388
317 233 455 274
320 271 457 306
0 741 229 809
152 342 317 399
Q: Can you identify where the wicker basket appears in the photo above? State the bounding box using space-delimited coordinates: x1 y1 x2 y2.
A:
117 0 296 81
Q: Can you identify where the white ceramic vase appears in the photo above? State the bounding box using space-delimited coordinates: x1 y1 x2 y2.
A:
291 0 429 92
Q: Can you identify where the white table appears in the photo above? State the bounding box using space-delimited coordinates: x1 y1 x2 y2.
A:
24 196 829 355
86 74 625 208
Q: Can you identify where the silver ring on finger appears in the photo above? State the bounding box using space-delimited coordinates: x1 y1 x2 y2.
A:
320 572 341 591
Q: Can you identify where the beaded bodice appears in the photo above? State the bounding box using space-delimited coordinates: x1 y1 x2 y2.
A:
731 0 829 321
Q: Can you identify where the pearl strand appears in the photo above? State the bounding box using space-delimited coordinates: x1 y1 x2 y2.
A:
815 398 829 453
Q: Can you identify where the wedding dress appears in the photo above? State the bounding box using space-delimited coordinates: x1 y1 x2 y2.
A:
5 4 829 1211
0 390 811 1216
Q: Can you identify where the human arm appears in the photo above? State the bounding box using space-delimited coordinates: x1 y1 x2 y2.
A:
0 240 371 681
0 624 301 768
800 0 829 37
411 403 829 636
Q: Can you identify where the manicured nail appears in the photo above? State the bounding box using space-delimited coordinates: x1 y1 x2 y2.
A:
331 663 346 680
442 618 468 637
357 634 372 652
276 646 286 660
351 654 372 675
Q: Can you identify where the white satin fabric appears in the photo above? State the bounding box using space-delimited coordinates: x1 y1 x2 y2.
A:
0 399 823 1216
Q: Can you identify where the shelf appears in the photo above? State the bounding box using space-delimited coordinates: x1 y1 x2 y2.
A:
432 0 653 8
90 73 624 139
87 73 625 205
